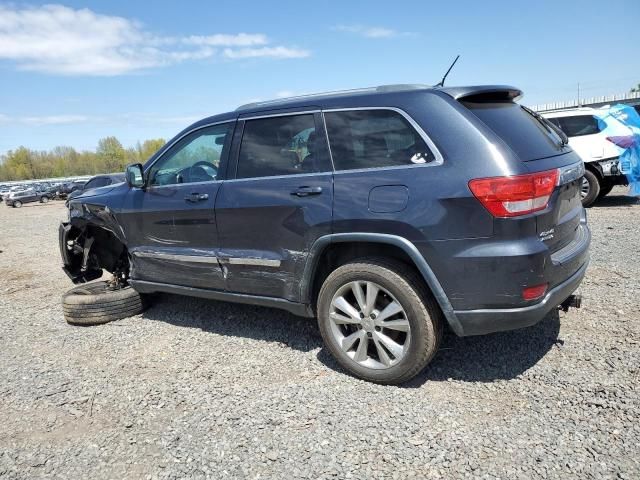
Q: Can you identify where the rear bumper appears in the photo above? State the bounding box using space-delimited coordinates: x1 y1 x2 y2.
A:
453 259 588 336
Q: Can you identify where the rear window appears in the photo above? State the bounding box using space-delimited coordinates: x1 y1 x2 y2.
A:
463 101 565 161
324 109 435 171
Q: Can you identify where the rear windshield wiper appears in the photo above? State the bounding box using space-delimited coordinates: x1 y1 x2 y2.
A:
522 105 569 146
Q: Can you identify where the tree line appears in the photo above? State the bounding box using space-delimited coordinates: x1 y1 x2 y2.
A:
0 137 166 181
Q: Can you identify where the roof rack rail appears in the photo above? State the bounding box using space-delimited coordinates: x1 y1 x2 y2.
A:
236 84 430 111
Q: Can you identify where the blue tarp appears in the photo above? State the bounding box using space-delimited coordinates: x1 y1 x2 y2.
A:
597 104 640 196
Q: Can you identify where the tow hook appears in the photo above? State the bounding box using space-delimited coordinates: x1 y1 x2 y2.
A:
559 294 582 312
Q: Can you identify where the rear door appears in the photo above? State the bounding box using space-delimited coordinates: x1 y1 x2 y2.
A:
120 122 235 290
215 111 333 301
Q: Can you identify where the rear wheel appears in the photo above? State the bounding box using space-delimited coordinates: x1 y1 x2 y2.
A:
40 196 50 203
62 281 148 326
317 258 442 384
13 200 22 208
581 170 600 207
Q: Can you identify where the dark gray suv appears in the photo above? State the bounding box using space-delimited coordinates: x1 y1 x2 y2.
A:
59 85 590 384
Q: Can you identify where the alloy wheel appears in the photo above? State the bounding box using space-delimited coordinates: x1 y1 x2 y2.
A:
328 280 411 369
581 177 590 199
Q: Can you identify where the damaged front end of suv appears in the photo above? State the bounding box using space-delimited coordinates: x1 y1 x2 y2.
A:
59 186 130 288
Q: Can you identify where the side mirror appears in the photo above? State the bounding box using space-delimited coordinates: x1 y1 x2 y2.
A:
126 163 145 188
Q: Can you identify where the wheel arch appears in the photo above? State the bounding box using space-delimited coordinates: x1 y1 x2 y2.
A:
302 233 463 335
584 161 604 179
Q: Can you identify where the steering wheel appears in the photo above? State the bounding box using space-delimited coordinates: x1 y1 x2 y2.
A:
186 161 218 183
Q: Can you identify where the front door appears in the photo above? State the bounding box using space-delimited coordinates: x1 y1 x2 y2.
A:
215 112 333 301
120 122 235 289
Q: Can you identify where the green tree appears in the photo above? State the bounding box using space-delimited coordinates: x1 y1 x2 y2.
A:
137 138 166 162
0 136 167 181
632 83 640 93
96 136 126 172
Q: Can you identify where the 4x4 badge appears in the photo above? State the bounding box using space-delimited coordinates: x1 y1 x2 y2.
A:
540 228 555 241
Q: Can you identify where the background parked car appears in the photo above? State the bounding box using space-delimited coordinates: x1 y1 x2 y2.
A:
543 107 631 206
66 173 126 203
57 180 87 199
4 188 52 208
0 184 9 202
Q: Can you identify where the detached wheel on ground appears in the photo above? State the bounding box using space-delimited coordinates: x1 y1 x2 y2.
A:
317 257 443 385
62 281 147 326
581 170 601 207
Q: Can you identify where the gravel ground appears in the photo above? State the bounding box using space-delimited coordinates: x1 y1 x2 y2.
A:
0 188 639 480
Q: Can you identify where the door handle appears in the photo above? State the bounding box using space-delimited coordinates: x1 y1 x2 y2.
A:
185 192 209 203
291 186 323 197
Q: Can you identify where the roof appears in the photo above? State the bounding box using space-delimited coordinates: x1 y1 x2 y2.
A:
234 84 523 114
175 84 523 143
235 84 431 112
542 107 602 118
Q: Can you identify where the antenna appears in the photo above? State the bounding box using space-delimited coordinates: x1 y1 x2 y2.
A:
435 55 460 87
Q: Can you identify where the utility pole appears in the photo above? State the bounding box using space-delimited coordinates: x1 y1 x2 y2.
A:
578 82 581 107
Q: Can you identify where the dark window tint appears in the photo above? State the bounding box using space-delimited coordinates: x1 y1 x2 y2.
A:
463 101 565 161
237 114 329 179
555 115 601 137
324 110 434 171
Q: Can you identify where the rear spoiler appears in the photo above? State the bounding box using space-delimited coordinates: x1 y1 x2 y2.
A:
439 85 523 102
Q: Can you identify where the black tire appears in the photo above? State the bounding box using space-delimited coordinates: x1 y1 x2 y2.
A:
581 170 600 207
40 195 50 203
62 281 148 326
13 200 22 208
597 180 614 199
317 257 443 384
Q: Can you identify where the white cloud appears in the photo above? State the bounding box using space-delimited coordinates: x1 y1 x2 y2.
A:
0 112 200 126
0 114 91 126
20 115 91 126
182 34 268 47
332 24 414 39
223 46 309 59
0 4 309 76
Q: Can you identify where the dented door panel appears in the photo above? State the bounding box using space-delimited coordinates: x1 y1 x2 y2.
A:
215 174 333 301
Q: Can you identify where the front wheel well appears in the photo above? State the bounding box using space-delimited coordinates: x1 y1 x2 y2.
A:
67 223 130 280
86 226 128 273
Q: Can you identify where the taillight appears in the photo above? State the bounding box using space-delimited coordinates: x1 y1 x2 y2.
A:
606 136 637 149
468 169 559 217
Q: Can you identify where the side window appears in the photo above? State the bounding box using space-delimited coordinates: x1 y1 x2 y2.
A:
557 115 601 137
324 109 435 171
237 114 329 179
83 179 98 190
149 123 233 186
